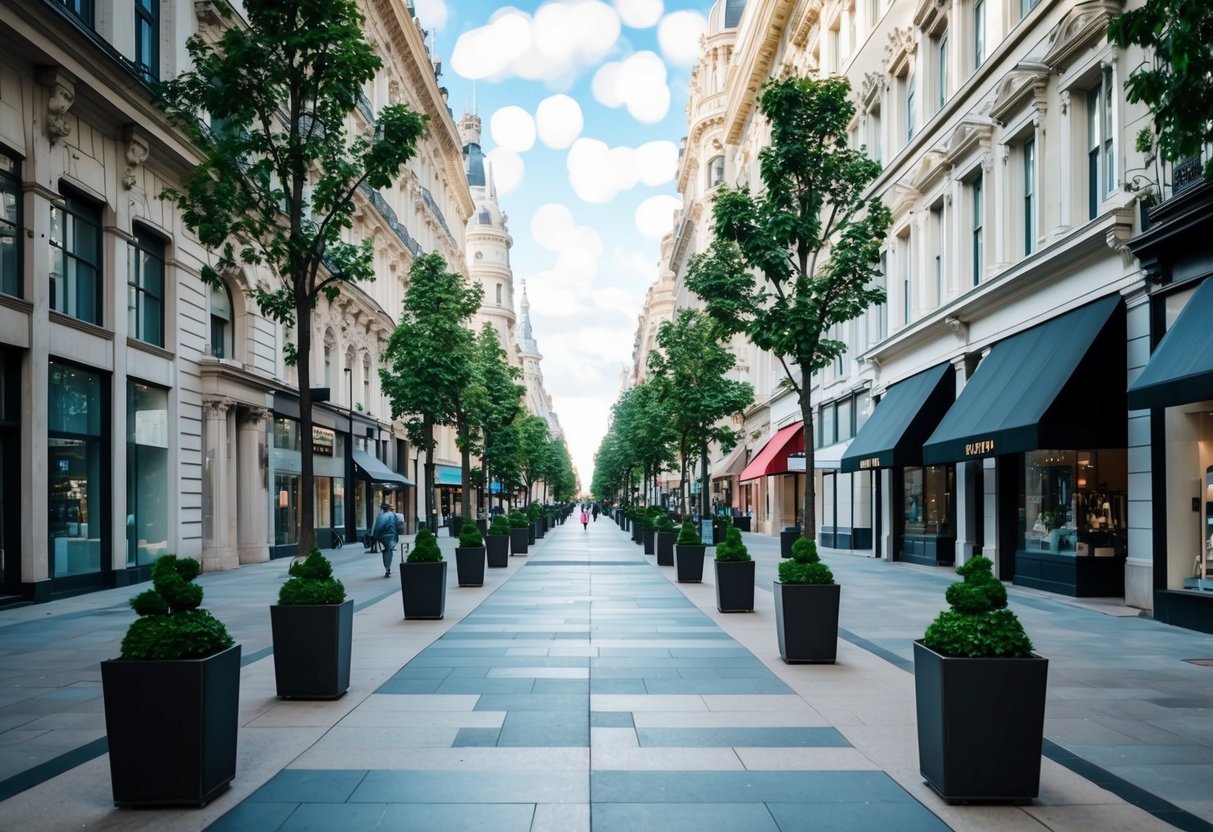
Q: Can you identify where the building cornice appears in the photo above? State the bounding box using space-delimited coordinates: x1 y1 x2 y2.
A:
724 0 796 145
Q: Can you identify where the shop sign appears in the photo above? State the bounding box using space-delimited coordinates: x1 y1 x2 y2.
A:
787 454 806 472
964 439 995 457
858 456 882 470
312 426 335 456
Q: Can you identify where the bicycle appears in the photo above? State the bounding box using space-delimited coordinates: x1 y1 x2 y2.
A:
330 526 344 549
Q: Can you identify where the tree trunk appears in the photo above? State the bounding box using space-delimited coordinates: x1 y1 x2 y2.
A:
700 447 709 520
423 414 436 532
800 368 816 540
296 306 315 558
458 415 471 520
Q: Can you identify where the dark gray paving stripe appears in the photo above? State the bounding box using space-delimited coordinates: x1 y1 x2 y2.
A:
0 737 108 802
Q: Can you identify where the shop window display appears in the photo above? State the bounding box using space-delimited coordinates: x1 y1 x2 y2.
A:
1021 449 1126 557
903 465 954 535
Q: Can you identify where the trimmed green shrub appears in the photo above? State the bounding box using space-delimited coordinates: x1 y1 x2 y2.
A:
714 527 751 562
119 555 235 660
458 523 484 548
526 503 543 520
408 527 443 563
778 537 834 585
508 511 529 529
279 548 346 605
488 514 511 536
922 556 1033 658
675 521 701 546
655 514 675 532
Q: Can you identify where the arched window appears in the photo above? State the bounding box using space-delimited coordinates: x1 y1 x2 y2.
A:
496 283 503 306
478 208 492 225
209 283 233 359
708 156 725 188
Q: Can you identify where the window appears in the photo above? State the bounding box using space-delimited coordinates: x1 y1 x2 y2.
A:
1087 68 1116 219
708 156 725 188
973 0 985 68
937 32 948 111
0 152 19 298
1023 138 1036 255
362 353 371 408
323 340 333 387
50 190 103 326
48 360 106 577
931 203 944 304
1020 0 1039 18
906 73 916 142
134 0 159 82
477 208 491 225
867 108 882 164
127 381 168 567
495 282 503 306
820 403 836 446
57 0 94 26
900 232 912 324
837 397 853 441
210 284 233 359
903 465 955 535
128 227 164 346
971 174 984 285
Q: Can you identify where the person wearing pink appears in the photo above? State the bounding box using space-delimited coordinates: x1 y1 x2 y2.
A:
580 509 589 530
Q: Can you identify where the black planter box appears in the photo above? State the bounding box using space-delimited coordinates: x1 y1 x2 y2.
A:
715 559 755 612
455 546 486 587
448 516 464 538
733 516 751 532
101 644 241 807
655 530 676 563
642 526 656 555
509 527 529 555
270 600 353 699
533 519 545 540
401 560 447 619
631 522 642 543
780 527 802 559
475 519 488 533
674 544 706 582
913 641 1048 804
773 581 839 663
486 535 509 567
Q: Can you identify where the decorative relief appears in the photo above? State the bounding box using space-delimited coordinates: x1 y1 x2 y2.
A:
885 27 918 76
122 125 149 190
1042 0 1124 72
36 67 76 143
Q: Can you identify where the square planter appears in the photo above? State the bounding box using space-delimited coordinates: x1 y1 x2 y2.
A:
780 527 802 559
642 526 656 555
270 600 353 699
631 522 643 543
401 560 447 619
674 544 706 582
913 641 1049 804
475 518 488 533
509 527 530 555
533 519 545 540
486 534 510 567
455 546 486 587
448 516 464 538
715 559 755 612
773 581 839 663
655 530 676 563
101 644 241 807
734 516 751 532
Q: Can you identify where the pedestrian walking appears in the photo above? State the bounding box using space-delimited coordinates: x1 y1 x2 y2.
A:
372 503 399 578
580 508 589 530
592 503 599 522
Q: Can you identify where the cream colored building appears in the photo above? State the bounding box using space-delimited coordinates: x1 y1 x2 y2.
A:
0 0 469 603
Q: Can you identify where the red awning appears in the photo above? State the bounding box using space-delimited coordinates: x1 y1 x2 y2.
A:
738 422 805 482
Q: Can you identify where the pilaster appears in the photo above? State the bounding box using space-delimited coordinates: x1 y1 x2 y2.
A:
237 406 270 564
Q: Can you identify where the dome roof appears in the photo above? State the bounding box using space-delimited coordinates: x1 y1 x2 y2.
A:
468 197 504 231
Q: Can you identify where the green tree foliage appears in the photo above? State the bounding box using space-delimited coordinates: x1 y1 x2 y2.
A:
1108 0 1213 179
647 309 753 519
778 537 834 585
380 253 482 527
279 548 346 605
157 0 427 555
469 325 525 512
686 75 891 540
592 383 676 506
514 414 551 505
922 556 1033 658
121 556 234 660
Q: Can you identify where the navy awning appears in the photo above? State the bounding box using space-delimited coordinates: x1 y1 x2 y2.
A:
352 449 412 487
840 363 954 472
923 295 1126 464
1128 277 1213 410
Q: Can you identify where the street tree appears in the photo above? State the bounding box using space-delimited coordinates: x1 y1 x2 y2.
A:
515 414 551 506
469 325 524 514
686 74 891 540
647 309 753 520
158 0 428 555
380 253 482 530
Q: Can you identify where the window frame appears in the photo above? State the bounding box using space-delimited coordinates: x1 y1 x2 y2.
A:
57 0 94 27
128 225 165 347
1085 67 1116 219
0 150 20 298
50 188 104 326
973 0 985 69
937 31 949 112
134 0 159 83
209 283 233 359
1023 137 1036 255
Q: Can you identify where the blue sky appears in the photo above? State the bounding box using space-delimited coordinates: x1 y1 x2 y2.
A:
413 0 712 491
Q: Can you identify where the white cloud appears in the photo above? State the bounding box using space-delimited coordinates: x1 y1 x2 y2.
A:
613 0 663 28
634 194 682 240
592 52 670 124
486 148 524 195
489 106 536 153
566 137 678 203
657 10 707 65
535 94 584 149
613 247 659 284
413 0 449 30
450 1 622 85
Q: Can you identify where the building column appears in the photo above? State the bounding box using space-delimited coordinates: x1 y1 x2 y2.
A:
1055 90 1072 239
201 398 238 571
237 406 270 564
950 357 977 566
880 468 895 561
1124 290 1153 611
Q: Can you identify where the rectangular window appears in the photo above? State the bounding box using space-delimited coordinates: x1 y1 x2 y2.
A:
1087 68 1116 218
127 381 169 567
134 0 159 82
128 228 164 346
937 33 948 112
906 73 916 142
1023 138 1036 255
901 234 912 325
904 464 956 535
0 152 19 298
50 191 103 326
821 403 836 446
973 0 985 68
57 0 94 26
971 174 983 286
868 109 882 164
210 284 232 359
48 360 106 577
837 397 853 441
1020 0 1039 18
931 204 944 304
877 251 888 340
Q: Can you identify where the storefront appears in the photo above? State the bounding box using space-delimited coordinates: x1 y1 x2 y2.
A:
125 381 170 582
841 363 955 565
922 295 1127 596
435 464 463 524
739 421 805 534
352 447 412 536
0 349 20 601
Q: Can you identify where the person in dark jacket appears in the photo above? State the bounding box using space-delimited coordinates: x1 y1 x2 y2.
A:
372 503 398 578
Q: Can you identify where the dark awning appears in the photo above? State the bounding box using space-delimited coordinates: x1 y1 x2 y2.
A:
923 295 1125 464
1128 276 1213 410
352 449 413 487
840 363 954 472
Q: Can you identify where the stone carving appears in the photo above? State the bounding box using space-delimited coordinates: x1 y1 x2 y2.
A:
36 67 76 143
122 125 149 190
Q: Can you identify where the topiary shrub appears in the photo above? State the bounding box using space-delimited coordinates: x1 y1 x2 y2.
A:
407 527 444 563
458 522 484 548
778 537 834 585
119 555 235 660
488 514 510 536
922 556 1033 658
655 514 675 532
508 511 529 529
675 521 701 546
715 527 751 562
278 548 346 606
526 503 543 520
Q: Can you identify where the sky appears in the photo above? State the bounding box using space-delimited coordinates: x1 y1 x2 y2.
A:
412 0 712 493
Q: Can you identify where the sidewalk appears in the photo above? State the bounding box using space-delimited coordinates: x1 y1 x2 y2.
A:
0 518 1208 830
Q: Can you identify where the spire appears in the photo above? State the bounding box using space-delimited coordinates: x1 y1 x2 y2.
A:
519 280 537 352
459 112 486 188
